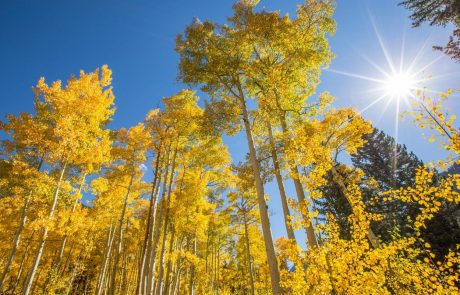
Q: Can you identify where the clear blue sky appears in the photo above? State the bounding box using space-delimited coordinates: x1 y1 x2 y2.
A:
1 0 459 242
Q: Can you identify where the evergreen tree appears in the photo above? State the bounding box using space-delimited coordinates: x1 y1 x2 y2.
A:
400 0 460 27
319 128 460 258
351 128 422 244
352 129 460 257
399 0 460 61
315 166 354 240
352 128 423 190
316 128 424 239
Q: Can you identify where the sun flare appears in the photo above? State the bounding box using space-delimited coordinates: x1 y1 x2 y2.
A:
384 72 416 99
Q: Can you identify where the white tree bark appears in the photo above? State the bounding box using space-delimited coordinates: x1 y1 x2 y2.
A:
23 161 68 295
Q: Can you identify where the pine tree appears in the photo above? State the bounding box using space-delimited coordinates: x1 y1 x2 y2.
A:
348 128 422 241
349 128 460 257
307 128 421 243
399 0 460 61
352 128 423 190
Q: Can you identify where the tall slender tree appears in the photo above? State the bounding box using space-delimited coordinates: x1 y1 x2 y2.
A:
175 2 283 292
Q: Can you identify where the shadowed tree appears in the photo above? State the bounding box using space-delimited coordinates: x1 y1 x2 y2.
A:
399 0 460 61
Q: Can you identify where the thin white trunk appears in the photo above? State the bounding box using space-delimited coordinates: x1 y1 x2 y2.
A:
238 91 281 294
56 173 87 267
172 260 181 295
171 237 184 295
163 228 175 295
0 191 32 290
65 263 77 295
187 234 196 295
147 147 171 295
108 173 134 295
155 146 177 295
11 233 33 294
243 210 255 295
267 121 296 242
279 116 318 249
96 221 115 295
0 158 44 290
137 150 161 295
23 162 68 295
330 166 380 248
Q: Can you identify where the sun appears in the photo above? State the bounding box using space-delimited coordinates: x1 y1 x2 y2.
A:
383 72 416 99
323 13 453 181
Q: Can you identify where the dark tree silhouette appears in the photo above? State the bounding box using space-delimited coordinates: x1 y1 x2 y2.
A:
399 0 460 61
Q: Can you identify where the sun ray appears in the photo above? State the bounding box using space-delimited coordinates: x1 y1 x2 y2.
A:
392 98 400 184
352 86 390 96
406 32 434 74
426 72 460 81
412 85 453 97
400 23 407 74
411 54 444 76
375 93 395 123
325 68 386 84
355 93 389 117
359 53 394 79
369 12 397 76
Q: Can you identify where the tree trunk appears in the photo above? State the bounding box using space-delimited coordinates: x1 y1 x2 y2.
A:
243 210 255 295
171 237 184 295
238 90 281 294
163 228 175 295
108 173 134 295
173 263 181 295
60 241 76 280
119 224 129 295
23 161 68 295
279 115 318 249
154 221 169 295
0 191 32 290
171 250 182 295
172 266 181 295
155 146 177 295
65 256 79 295
10 233 33 295
0 158 44 290
188 234 197 295
210 241 214 288
205 229 210 274
267 121 296 242
127 246 140 295
137 150 161 295
216 242 220 295
147 196 164 295
56 173 87 267
330 166 380 248
96 221 115 295
29 266 43 295
148 146 171 295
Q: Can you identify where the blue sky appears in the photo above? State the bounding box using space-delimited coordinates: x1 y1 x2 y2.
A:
1 0 459 243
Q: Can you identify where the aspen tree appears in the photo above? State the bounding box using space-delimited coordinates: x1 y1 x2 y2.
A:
228 162 260 295
108 124 150 295
0 107 52 291
176 2 284 291
242 0 335 249
6 66 115 295
0 160 52 291
266 122 296 242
